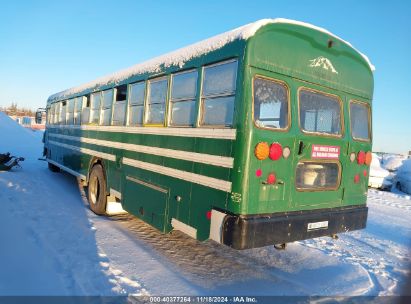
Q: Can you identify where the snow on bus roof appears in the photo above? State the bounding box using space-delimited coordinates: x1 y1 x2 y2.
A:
48 18 375 102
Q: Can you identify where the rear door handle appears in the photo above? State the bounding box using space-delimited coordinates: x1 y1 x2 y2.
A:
298 140 305 155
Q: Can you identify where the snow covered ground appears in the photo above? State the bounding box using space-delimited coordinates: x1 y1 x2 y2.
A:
1 112 410 298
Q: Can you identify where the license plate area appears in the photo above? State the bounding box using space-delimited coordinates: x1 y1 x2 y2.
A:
307 220 329 231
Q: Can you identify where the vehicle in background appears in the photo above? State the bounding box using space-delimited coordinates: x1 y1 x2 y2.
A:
369 153 393 190
395 159 411 194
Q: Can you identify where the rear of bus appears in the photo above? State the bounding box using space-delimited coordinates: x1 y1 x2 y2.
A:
219 23 373 249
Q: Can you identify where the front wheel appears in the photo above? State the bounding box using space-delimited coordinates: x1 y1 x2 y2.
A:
88 164 107 215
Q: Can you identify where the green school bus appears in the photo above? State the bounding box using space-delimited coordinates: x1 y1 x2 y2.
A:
41 19 374 249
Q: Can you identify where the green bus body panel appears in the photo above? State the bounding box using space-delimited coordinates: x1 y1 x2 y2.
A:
44 22 373 242
234 24 373 216
247 24 374 99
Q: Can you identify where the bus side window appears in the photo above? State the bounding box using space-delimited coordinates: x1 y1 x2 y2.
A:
128 82 145 126
54 102 61 125
74 97 83 125
81 95 91 125
112 85 127 126
100 89 114 126
67 99 75 125
60 101 67 125
200 60 237 127
46 106 51 125
90 92 101 124
169 70 198 127
49 103 55 125
145 77 168 125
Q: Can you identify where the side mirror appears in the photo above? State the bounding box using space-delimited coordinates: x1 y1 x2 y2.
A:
35 108 46 124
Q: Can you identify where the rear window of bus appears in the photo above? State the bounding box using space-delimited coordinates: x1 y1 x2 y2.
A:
253 77 289 130
299 89 342 136
350 101 371 141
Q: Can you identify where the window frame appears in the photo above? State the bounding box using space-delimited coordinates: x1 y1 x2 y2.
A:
199 59 238 128
73 96 84 125
111 85 127 127
66 98 75 125
81 95 91 125
297 87 344 138
127 81 146 126
90 92 102 125
54 102 61 125
46 106 51 125
168 69 198 127
144 76 169 127
252 75 291 132
349 100 372 142
100 89 114 126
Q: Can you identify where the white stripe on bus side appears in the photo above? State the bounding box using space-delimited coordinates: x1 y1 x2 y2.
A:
48 125 236 140
49 133 234 168
48 140 116 162
122 157 232 193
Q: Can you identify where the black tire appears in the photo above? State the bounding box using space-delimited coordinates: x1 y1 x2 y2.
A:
87 164 107 215
48 162 61 172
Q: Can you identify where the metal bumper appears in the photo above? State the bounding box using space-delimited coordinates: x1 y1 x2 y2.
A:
221 205 368 250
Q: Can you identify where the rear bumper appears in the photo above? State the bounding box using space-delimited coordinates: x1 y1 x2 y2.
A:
221 205 368 250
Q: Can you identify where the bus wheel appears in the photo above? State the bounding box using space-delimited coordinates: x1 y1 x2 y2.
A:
88 164 107 215
48 162 60 172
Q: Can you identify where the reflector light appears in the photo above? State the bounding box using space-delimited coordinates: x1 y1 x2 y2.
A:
206 211 212 220
365 151 372 166
357 151 366 165
354 174 360 183
269 143 282 161
256 169 262 177
363 170 367 177
283 147 291 159
350 152 356 162
267 173 276 184
254 142 269 160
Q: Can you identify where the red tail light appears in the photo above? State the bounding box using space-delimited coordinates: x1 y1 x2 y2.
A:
206 211 212 220
267 173 276 184
357 151 366 165
269 143 282 161
354 174 360 183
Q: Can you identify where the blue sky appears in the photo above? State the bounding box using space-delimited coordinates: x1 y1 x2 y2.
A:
0 0 410 153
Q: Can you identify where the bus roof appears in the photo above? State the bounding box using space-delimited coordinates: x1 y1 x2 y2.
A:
47 18 374 104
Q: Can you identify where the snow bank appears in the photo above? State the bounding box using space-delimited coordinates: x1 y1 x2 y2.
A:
396 159 411 194
383 155 406 172
48 18 374 102
399 159 411 174
0 112 42 156
370 154 390 178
